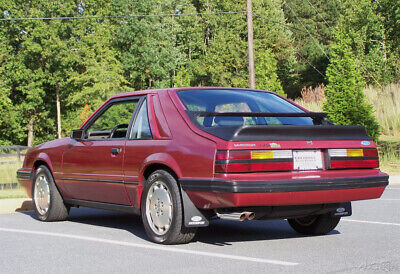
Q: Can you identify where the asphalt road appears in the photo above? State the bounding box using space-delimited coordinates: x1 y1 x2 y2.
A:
0 186 399 274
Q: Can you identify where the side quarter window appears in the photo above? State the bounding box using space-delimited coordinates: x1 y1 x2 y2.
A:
130 99 152 140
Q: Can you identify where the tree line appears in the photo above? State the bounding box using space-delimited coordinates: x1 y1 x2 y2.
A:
0 0 398 145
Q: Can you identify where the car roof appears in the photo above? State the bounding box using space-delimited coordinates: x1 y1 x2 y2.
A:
109 87 274 99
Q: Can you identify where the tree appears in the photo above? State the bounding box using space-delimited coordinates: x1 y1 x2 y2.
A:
191 0 296 92
338 0 389 85
376 0 400 82
255 49 285 96
0 0 127 144
0 34 14 146
323 29 379 141
283 0 342 92
113 0 186 90
65 23 129 133
253 0 297 96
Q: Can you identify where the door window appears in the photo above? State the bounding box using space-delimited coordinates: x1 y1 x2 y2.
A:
130 99 152 139
86 100 138 139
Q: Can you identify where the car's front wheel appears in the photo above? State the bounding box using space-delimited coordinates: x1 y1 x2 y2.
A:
141 170 196 244
288 213 341 235
33 165 69 221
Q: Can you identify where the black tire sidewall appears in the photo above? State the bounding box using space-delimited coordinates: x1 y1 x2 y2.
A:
141 170 183 244
33 166 55 221
288 213 341 235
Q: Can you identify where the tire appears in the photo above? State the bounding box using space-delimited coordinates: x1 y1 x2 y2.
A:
141 170 196 244
288 213 341 235
32 165 69 222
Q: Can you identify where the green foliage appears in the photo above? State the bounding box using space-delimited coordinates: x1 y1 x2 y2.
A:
174 67 192 87
255 49 285 96
283 0 342 91
0 0 128 143
377 0 400 81
89 101 137 132
338 0 390 85
323 30 380 141
113 0 190 89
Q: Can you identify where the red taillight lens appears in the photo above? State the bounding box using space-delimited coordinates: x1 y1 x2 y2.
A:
363 148 379 157
328 148 379 169
215 150 293 173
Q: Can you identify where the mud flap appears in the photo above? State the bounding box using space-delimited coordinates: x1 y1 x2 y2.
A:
180 187 209 228
331 202 352 217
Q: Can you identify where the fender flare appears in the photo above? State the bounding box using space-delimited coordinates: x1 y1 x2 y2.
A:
34 153 54 173
139 152 182 185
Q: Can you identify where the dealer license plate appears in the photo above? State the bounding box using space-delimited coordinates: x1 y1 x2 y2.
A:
293 150 323 170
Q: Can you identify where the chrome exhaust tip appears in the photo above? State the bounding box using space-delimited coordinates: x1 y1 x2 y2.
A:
216 211 255 221
216 212 247 221
243 211 255 220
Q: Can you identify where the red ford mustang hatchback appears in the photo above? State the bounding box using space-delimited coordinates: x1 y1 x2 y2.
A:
17 87 388 244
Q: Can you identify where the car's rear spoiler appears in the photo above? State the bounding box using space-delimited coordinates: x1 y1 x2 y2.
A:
202 125 371 141
188 112 371 141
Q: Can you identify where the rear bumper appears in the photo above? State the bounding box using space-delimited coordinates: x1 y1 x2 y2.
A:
181 175 388 193
180 175 388 209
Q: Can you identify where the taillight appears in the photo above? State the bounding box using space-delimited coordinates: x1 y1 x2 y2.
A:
215 150 293 173
327 148 379 169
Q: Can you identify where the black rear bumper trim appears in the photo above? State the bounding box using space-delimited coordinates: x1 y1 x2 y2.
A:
180 175 389 193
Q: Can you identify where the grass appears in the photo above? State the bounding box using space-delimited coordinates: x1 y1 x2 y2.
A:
0 161 22 185
0 188 27 199
293 99 323 112
377 136 400 175
364 83 400 136
0 159 26 199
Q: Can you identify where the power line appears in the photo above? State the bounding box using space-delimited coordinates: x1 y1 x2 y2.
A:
374 0 383 9
285 0 383 88
308 0 383 88
282 0 331 61
0 11 246 22
249 12 327 79
303 0 331 29
253 12 324 39
296 52 326 78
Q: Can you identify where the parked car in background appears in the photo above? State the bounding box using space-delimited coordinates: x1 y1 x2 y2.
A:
17 87 389 244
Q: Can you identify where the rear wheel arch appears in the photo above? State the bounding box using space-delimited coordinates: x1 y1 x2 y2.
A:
140 163 182 212
33 160 65 199
33 160 51 172
32 160 52 193
142 163 179 185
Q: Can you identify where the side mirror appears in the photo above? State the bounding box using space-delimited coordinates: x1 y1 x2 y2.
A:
70 129 85 140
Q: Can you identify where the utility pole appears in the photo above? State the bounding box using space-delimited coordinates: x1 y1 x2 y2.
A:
247 0 256 89
56 84 62 139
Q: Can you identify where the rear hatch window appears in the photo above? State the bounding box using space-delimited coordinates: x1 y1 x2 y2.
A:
177 89 315 127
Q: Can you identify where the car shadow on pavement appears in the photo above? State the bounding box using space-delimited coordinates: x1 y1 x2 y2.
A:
21 207 149 240
20 208 340 245
195 219 339 246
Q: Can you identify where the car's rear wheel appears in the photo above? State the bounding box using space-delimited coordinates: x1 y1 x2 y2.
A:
33 165 69 221
287 213 341 235
141 170 196 244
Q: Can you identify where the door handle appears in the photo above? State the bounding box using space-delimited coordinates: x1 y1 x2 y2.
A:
111 148 122 155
